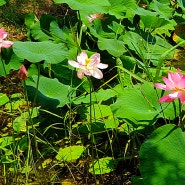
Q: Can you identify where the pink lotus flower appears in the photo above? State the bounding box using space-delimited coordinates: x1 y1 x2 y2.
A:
154 70 185 103
68 51 108 79
87 14 106 23
18 64 28 80
0 28 14 52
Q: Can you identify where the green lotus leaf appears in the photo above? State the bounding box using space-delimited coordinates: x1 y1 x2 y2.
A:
13 41 68 64
111 83 180 126
98 38 126 57
139 124 185 185
26 75 73 108
53 0 110 14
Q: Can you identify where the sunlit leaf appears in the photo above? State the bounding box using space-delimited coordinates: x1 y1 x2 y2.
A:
108 0 138 19
111 83 180 126
104 119 119 129
89 157 118 175
41 158 52 169
0 136 13 148
53 0 110 14
77 104 119 133
121 31 174 66
13 41 69 64
13 116 27 133
13 108 40 133
149 0 174 19
87 104 113 121
0 0 6 6
73 86 120 104
98 38 126 57
5 99 28 111
10 93 22 99
56 145 85 162
133 7 175 35
141 15 172 30
0 93 9 106
21 166 32 174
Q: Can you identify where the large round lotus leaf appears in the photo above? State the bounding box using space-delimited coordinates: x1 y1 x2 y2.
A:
26 75 73 108
98 38 126 57
139 124 185 185
13 41 68 64
110 83 180 126
53 0 110 14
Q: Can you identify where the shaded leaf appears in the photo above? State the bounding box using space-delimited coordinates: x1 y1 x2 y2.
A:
139 124 185 185
131 176 145 185
26 76 73 108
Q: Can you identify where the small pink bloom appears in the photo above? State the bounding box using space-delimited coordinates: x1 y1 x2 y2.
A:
0 28 14 52
68 51 108 79
87 14 106 23
154 69 185 103
18 65 28 80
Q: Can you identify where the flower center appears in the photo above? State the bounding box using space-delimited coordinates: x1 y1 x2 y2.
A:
85 58 91 66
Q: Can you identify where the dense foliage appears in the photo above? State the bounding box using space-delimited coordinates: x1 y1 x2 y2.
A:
1 0 185 184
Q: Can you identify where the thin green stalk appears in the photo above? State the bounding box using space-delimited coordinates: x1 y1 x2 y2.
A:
116 58 125 87
87 77 105 184
87 77 97 184
3 164 6 184
69 12 81 53
22 63 47 183
23 78 40 158
22 80 37 183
